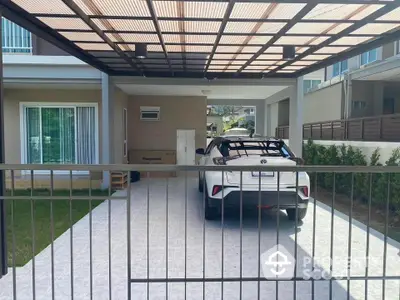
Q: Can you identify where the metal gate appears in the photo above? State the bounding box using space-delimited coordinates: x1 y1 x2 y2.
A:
0 164 399 299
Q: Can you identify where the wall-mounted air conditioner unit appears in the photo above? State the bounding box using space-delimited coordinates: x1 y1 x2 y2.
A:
140 106 160 121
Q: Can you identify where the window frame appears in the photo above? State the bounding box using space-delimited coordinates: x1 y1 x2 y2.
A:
2 17 33 54
20 102 99 175
360 48 378 66
332 60 348 77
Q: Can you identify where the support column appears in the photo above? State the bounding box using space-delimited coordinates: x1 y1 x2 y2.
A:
289 76 304 157
255 101 265 135
265 103 272 136
101 73 114 189
0 10 7 277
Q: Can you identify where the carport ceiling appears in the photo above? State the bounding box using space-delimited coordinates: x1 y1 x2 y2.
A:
116 83 288 99
3 0 400 79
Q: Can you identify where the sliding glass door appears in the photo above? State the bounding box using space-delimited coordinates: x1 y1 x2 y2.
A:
24 105 97 167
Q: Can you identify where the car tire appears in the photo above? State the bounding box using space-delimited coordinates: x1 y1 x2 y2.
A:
286 207 307 221
198 172 204 193
204 184 220 220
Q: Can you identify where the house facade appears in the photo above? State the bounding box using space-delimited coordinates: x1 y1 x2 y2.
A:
271 40 400 140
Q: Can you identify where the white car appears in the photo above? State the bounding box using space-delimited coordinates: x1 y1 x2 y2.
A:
196 136 310 220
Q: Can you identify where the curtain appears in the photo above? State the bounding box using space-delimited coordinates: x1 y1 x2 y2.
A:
26 107 41 164
76 107 95 164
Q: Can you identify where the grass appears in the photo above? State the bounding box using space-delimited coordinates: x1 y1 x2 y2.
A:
6 189 109 266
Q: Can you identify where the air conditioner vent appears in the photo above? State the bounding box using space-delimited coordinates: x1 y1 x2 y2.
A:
140 106 160 121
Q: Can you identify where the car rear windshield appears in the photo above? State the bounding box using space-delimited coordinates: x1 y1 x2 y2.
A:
219 141 290 157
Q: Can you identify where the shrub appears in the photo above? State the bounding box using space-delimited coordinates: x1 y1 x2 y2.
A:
303 140 400 216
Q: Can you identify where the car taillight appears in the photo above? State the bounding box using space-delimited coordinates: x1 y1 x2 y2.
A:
301 186 309 197
212 185 222 196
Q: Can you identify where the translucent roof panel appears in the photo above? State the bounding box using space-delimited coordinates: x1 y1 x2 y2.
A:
92 19 156 32
107 33 160 43
74 0 151 17
60 32 103 42
303 4 383 20
184 2 228 19
351 23 400 35
12 0 74 15
38 17 91 30
287 22 352 35
75 43 113 51
225 22 286 34
276 36 329 45
6 0 400 78
230 3 306 20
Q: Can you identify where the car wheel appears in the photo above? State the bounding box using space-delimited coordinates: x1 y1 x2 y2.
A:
198 172 204 193
286 208 307 221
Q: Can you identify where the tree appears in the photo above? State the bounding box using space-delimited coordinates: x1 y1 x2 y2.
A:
209 105 244 117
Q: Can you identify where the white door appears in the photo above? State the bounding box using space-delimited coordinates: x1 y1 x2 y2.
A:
177 129 196 165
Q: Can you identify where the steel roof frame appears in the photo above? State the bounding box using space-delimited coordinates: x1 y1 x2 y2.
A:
1 0 400 79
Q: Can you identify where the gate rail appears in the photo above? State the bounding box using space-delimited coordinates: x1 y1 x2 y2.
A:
0 164 399 300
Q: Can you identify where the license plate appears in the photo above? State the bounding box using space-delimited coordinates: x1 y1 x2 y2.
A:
252 171 274 177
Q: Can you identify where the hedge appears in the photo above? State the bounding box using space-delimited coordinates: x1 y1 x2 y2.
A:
303 140 400 216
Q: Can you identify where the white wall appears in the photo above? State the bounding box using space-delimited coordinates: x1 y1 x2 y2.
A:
303 82 343 123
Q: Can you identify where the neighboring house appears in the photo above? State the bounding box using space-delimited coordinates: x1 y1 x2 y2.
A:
206 115 224 137
268 40 400 142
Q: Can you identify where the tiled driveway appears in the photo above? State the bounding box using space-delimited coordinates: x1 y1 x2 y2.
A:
0 177 399 300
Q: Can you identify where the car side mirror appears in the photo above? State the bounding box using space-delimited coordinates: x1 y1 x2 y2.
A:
196 148 205 155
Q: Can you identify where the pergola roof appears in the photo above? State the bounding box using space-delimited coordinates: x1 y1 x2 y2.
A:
2 0 400 78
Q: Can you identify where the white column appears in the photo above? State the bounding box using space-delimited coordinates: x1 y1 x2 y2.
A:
255 101 265 135
264 102 272 136
101 73 114 189
289 76 304 157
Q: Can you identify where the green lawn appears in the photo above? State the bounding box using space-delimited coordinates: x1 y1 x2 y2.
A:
6 189 109 266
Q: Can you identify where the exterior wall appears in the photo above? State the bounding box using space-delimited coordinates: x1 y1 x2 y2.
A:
351 80 383 118
383 83 400 114
128 95 207 153
278 99 289 126
382 42 396 60
269 102 279 136
303 82 343 123
4 88 103 166
3 88 104 188
32 35 67 56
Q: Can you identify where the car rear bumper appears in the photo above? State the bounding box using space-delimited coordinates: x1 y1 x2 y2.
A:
208 190 308 210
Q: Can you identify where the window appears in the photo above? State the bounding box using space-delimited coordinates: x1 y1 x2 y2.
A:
123 108 128 157
2 18 32 54
361 49 377 66
397 40 400 54
332 60 348 77
352 101 366 110
303 80 322 93
22 104 98 170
